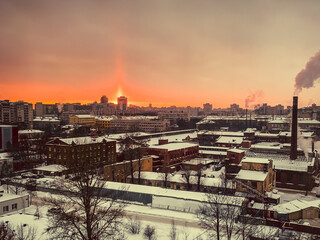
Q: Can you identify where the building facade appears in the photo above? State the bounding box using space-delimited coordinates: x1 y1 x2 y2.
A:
46 136 117 168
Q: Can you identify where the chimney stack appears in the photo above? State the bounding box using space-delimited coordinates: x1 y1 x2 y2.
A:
290 96 298 160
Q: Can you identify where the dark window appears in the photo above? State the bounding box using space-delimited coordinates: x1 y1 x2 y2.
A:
12 203 17 210
3 206 9 212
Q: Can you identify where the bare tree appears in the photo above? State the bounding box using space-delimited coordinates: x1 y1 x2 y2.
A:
15 224 37 240
198 192 243 240
126 216 141 235
118 134 148 184
169 220 178 240
160 161 171 188
143 225 156 240
195 163 204 192
0 222 15 240
180 165 192 191
45 161 125 240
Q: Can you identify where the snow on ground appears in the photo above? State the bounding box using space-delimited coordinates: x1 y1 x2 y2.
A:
276 188 319 204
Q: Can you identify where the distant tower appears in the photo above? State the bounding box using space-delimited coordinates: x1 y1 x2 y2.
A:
117 96 128 111
203 103 212 115
100 95 108 104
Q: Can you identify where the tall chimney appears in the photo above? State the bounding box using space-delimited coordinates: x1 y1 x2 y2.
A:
290 96 298 160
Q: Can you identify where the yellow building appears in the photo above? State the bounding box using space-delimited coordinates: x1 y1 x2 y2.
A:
95 117 112 130
69 115 96 126
104 156 153 183
235 157 276 194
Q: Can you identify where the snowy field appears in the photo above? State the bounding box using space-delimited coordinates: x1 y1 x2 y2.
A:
0 204 206 240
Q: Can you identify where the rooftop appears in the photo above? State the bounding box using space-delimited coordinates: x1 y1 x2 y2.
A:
34 164 67 173
18 129 44 134
245 152 314 172
272 199 320 214
148 142 198 151
241 157 270 164
216 136 243 144
236 169 268 182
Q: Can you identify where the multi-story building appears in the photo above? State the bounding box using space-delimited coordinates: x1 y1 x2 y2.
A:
69 115 96 126
33 117 60 131
0 125 18 152
203 103 212 115
104 156 153 182
0 100 33 129
158 110 190 124
235 157 276 194
117 96 128 111
144 139 199 172
46 136 116 167
100 95 108 104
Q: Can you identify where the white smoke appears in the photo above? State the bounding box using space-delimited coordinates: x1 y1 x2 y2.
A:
294 50 320 95
297 126 313 160
245 91 264 108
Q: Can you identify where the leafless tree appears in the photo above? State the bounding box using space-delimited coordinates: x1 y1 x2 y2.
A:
143 225 156 240
180 165 192 191
126 216 141 234
0 222 15 240
45 161 125 240
0 222 37 240
196 164 204 192
198 192 242 240
160 161 171 188
15 224 37 240
118 134 149 184
169 220 178 240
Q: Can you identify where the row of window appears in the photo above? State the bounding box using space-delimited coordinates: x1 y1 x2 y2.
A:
3 203 17 213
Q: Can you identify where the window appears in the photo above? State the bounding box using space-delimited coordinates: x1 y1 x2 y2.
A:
3 206 9 212
12 203 17 210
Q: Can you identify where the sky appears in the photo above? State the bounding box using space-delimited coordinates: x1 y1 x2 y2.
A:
1 0 320 108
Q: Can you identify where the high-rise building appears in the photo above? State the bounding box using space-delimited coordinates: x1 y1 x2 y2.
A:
0 100 33 129
35 102 44 116
117 96 128 111
100 95 108 104
203 103 212 115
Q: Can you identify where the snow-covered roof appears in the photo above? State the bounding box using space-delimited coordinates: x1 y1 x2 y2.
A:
298 119 320 124
0 193 29 203
34 164 67 172
228 149 245 154
0 152 12 160
199 150 227 156
73 115 95 118
18 129 44 134
216 136 243 144
272 199 320 214
241 157 270 164
148 142 198 151
255 132 278 138
236 169 268 182
52 136 113 145
245 152 314 172
183 158 215 165
278 131 314 138
33 117 60 122
103 181 245 206
198 130 244 137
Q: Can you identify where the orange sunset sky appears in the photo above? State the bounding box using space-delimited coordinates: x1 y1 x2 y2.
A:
1 0 320 108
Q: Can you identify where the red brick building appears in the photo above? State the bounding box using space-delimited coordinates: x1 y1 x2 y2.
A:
46 136 116 168
144 139 199 172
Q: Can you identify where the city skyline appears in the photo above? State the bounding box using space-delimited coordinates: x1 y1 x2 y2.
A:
1 1 320 108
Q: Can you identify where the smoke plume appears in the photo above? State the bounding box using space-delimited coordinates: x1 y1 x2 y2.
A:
245 91 264 108
294 50 320 95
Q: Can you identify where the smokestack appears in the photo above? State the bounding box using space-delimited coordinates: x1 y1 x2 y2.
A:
290 96 298 160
